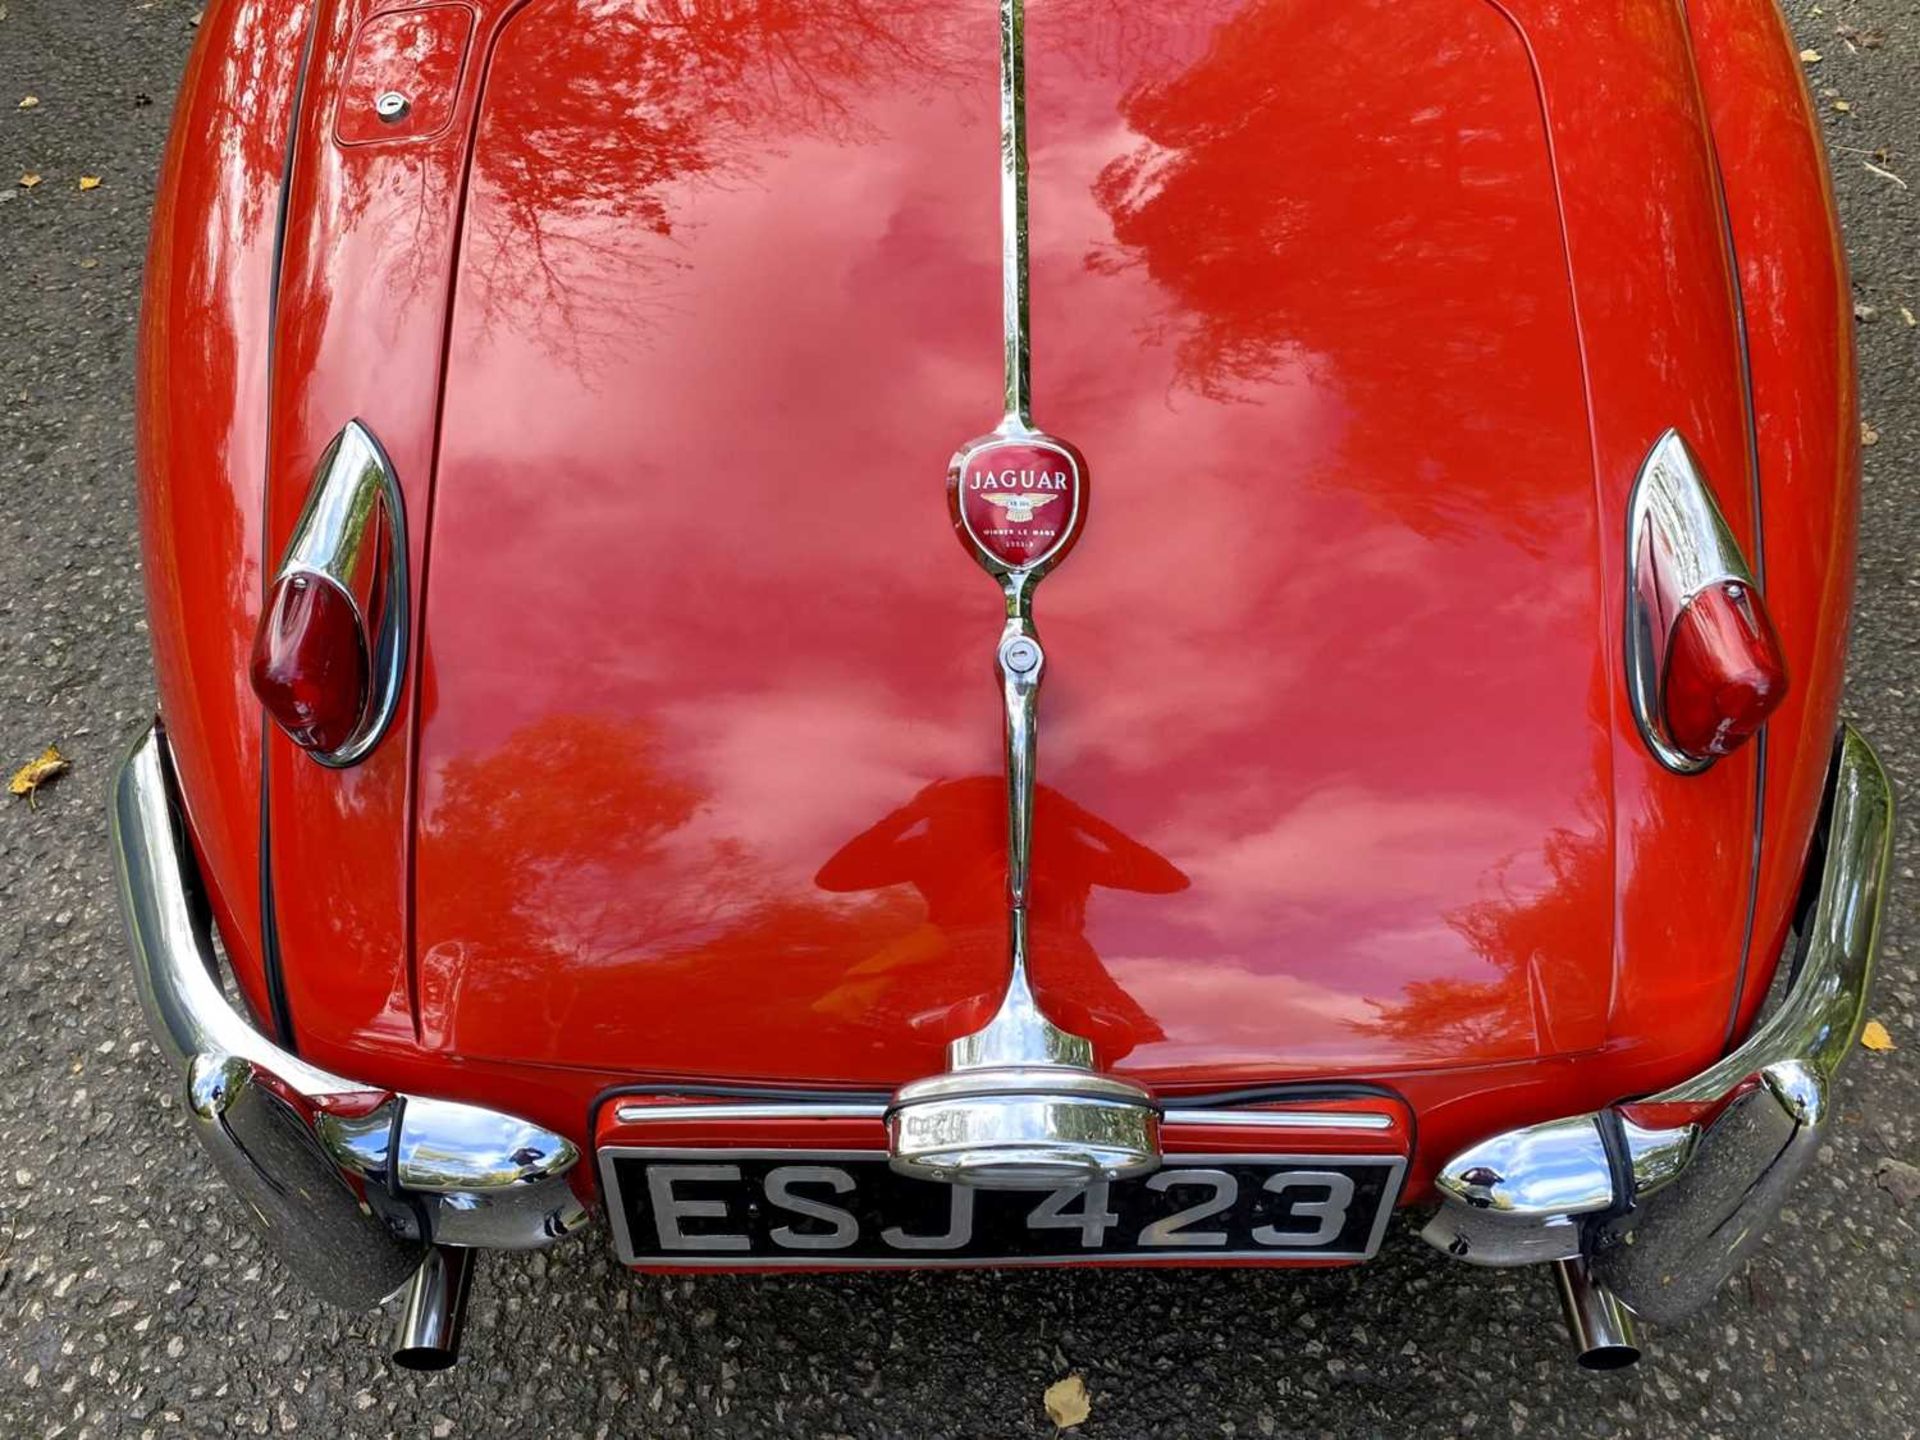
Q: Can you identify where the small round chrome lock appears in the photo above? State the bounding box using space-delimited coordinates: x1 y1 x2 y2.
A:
374 91 411 123
1001 637 1042 675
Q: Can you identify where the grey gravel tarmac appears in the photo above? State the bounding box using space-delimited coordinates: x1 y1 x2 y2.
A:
3 1 1917 1435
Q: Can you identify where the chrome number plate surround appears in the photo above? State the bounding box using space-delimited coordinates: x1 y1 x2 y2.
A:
599 1149 1407 1268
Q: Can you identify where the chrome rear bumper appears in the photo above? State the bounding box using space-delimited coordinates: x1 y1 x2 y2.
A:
112 714 1892 1330
1421 725 1894 1322
110 722 589 1309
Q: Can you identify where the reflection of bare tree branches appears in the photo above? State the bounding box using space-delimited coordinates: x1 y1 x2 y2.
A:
1096 0 1526 397
376 162 464 317
646 0 935 139
1040 0 1243 86
460 0 972 376
211 0 316 236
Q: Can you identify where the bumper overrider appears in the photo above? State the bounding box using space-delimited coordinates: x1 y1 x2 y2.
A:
111 722 1892 1367
109 723 589 1364
1422 725 1894 1342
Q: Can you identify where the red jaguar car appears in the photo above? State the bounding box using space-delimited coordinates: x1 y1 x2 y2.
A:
115 0 1893 1371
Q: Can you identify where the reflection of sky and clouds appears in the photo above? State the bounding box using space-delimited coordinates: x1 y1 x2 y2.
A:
414 0 1615 1082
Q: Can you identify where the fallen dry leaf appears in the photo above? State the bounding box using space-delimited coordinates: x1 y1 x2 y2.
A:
1876 1157 1920 1205
1044 1375 1092 1431
1833 99 1852 113
77 175 100 191
1861 422 1879 447
18 172 40 189
17 94 37 109
1902 307 1917 327
8 746 70 807
1860 1019 1895 1052
1838 23 1886 50
1800 48 1823 63
1855 302 1877 322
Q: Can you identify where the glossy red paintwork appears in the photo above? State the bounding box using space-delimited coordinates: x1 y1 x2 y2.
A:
1685 0 1860 1040
134 0 1861 1213
262 0 530 1071
412 0 1753 1088
135 0 317 1035
332 3 473 147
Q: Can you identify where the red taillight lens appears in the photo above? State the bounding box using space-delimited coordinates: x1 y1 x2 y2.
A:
250 572 369 754
1660 580 1787 762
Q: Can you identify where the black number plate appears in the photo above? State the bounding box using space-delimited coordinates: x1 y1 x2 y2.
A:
600 1150 1405 1266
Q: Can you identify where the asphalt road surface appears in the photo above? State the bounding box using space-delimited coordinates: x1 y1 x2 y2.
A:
3 1 1917 1435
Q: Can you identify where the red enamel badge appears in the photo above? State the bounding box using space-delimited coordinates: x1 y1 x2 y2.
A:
950 434 1086 573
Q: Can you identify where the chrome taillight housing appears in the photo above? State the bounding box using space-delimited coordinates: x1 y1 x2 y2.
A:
1625 430 1786 773
250 421 409 766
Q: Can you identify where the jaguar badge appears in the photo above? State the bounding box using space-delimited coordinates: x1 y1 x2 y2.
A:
951 433 1087 576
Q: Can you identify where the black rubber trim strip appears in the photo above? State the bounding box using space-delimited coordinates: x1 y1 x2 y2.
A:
1688 13 1772 1054
256 756 295 1048
1594 1106 1635 1210
254 3 321 1054
1717 180 1770 1049
1158 1082 1419 1171
1780 730 1845 994
154 720 218 945
1580 1106 1638 1259
384 1095 409 1199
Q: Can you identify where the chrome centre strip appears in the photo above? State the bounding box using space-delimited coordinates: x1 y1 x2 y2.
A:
883 0 1159 1190
998 0 1031 430
1163 1109 1394 1132
615 1102 1392 1131
619 1103 887 1124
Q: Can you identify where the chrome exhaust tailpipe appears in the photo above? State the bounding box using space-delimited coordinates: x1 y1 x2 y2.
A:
1554 1257 1641 1370
392 1245 475 1371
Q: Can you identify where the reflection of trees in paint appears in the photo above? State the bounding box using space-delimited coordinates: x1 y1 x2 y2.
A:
1354 807 1609 1059
415 712 937 1055
414 719 1184 1068
426 714 730 971
1085 0 1582 553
